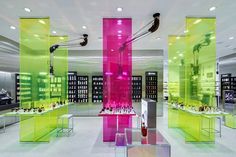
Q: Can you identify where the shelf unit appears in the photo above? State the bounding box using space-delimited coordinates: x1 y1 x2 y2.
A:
92 76 103 103
38 74 49 100
77 76 89 103
15 73 32 103
68 72 78 102
145 71 158 101
132 76 142 102
50 76 62 98
221 73 234 98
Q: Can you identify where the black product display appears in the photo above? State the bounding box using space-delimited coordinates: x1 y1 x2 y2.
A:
77 76 88 103
145 71 158 101
68 72 78 102
221 74 236 98
92 76 103 103
132 76 142 102
50 76 62 98
15 73 32 103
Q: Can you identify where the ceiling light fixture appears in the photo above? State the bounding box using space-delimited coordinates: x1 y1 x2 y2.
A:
24 7 31 12
52 30 57 34
34 34 39 37
38 20 45 25
209 6 216 11
82 26 87 29
118 30 122 33
184 30 189 33
194 19 202 24
176 36 180 40
117 7 123 12
59 37 64 40
10 26 16 30
117 20 122 25
229 36 234 40
156 37 161 40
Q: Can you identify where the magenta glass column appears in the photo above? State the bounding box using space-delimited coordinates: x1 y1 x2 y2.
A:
103 18 132 142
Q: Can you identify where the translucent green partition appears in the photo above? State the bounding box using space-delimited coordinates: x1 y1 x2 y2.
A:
168 17 216 142
19 17 51 142
168 36 186 103
185 17 216 107
50 35 69 130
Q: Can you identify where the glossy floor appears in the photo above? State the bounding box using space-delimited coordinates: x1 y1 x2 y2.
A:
0 105 236 157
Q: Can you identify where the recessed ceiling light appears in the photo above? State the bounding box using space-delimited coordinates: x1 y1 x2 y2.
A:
34 34 39 37
24 7 31 12
117 7 123 12
209 6 216 11
118 34 122 37
194 19 202 24
38 20 45 25
10 26 16 30
52 30 57 34
184 30 189 33
117 20 122 25
179 53 183 57
118 30 122 33
176 36 180 40
60 37 64 40
82 26 87 29
229 36 234 40
173 57 177 60
156 37 161 40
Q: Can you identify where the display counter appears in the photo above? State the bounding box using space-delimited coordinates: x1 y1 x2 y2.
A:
168 106 228 142
120 128 171 157
5 104 69 142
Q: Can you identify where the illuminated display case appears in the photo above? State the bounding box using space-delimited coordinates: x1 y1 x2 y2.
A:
68 71 78 102
15 73 32 103
77 76 88 103
50 76 62 98
145 71 158 101
132 76 142 102
92 76 103 103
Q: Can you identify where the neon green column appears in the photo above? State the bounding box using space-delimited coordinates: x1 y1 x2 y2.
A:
20 17 51 142
50 35 69 130
185 17 216 107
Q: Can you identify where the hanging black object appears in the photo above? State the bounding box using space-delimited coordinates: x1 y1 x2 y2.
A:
119 13 160 52
49 34 88 53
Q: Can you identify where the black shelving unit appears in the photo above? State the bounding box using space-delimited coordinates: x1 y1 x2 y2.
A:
92 76 103 103
77 76 88 103
221 73 232 98
50 76 62 98
15 73 32 103
132 76 142 102
68 72 78 102
145 71 158 101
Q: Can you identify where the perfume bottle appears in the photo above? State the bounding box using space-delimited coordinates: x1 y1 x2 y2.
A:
141 122 147 137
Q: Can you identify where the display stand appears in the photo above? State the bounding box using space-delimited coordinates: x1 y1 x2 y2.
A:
145 71 158 101
132 76 142 102
77 76 88 103
92 76 103 103
15 73 32 103
68 71 78 102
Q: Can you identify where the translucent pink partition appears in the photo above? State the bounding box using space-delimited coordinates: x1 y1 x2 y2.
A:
103 18 132 142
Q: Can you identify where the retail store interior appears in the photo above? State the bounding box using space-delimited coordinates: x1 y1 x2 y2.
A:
0 0 236 157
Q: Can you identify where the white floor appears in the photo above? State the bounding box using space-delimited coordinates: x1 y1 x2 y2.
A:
0 106 236 157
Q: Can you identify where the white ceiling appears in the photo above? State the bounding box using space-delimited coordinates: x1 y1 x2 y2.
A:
0 0 236 72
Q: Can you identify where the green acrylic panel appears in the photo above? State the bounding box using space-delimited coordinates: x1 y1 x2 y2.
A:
50 36 68 101
19 17 51 142
185 17 216 107
168 36 186 103
225 114 236 128
50 36 69 129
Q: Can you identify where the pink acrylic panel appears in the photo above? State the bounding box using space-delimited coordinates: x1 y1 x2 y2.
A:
103 18 132 142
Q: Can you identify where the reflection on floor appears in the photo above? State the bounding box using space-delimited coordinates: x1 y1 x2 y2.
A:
0 105 236 157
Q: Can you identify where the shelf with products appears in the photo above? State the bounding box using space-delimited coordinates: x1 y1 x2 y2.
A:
37 74 49 100
221 74 236 98
50 76 62 98
92 76 103 103
132 76 142 102
15 73 32 103
145 71 158 102
68 71 78 102
77 76 89 103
